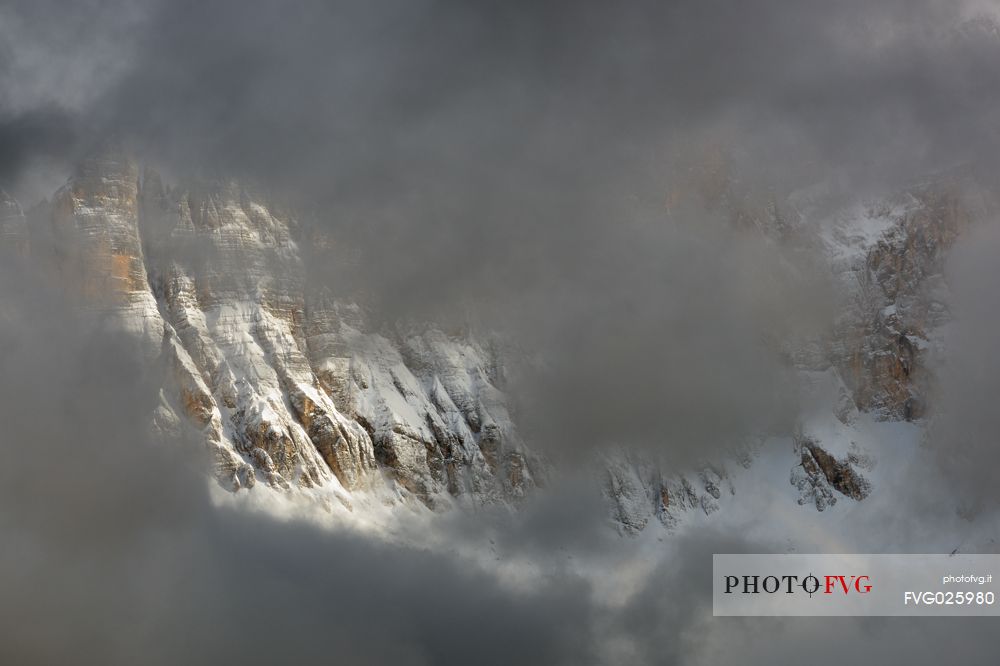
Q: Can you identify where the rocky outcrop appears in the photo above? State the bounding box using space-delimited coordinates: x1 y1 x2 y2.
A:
791 436 872 511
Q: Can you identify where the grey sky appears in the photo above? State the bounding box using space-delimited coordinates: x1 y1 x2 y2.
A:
1 1 1000 664
3 0 1000 204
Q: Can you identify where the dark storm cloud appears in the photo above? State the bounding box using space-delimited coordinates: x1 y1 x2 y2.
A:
0 107 77 185
5 0 1000 206
78 0 1000 200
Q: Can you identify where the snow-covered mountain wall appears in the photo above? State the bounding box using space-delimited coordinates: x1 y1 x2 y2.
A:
17 150 541 509
6 148 991 526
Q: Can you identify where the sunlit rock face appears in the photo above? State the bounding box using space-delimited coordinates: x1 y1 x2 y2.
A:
7 148 539 507
303 305 540 505
38 153 166 358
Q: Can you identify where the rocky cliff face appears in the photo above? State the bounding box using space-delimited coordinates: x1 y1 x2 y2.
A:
12 151 539 508
821 184 980 421
2 149 986 525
